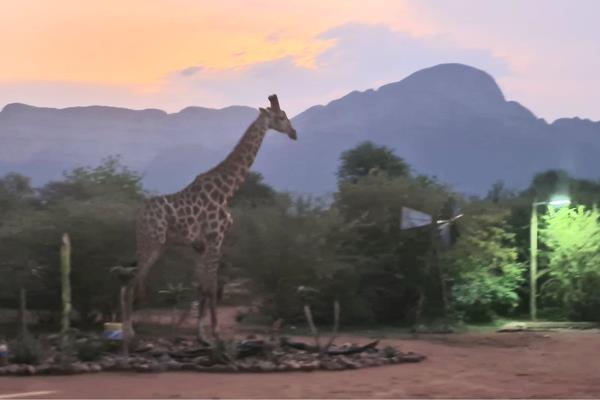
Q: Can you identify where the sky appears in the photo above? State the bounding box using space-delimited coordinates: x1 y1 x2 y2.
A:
1 0 599 121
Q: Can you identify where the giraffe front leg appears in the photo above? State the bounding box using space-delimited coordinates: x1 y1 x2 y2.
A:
196 241 223 342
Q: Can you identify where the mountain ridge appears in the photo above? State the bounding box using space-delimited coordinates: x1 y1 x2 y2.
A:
1 63 599 195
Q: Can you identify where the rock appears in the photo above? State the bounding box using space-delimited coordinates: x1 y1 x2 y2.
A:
36 364 52 374
150 361 166 373
7 364 20 374
19 365 36 375
134 363 151 372
166 360 182 371
180 362 196 371
115 358 132 371
193 356 211 366
337 356 360 369
370 358 384 367
360 358 379 368
257 360 276 372
150 346 169 357
134 342 154 353
321 360 344 371
207 364 233 373
158 353 172 363
89 363 102 373
99 357 117 370
283 360 302 371
71 362 91 373
49 364 67 375
299 360 320 371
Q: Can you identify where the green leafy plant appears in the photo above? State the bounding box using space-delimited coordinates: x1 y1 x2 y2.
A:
444 207 524 322
541 206 600 320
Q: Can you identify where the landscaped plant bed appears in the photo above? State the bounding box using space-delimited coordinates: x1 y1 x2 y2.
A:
0 335 426 375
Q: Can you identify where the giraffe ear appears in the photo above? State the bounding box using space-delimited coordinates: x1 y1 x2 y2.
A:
259 107 269 115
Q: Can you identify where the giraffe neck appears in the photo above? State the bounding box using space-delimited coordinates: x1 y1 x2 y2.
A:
188 111 269 201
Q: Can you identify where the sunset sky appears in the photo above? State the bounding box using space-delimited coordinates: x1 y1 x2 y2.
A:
1 0 598 120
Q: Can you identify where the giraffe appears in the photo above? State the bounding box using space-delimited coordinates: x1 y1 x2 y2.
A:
123 95 297 343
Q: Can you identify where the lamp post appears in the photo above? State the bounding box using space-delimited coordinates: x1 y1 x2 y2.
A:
530 197 570 320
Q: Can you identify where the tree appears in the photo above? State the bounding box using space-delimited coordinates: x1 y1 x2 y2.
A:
0 173 35 216
333 173 453 323
230 171 276 207
541 206 600 320
337 141 409 184
443 204 524 322
486 181 515 204
0 157 146 324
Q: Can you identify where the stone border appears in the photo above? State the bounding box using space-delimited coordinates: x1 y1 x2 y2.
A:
0 352 425 376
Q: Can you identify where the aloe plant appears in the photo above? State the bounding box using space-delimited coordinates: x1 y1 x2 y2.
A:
60 233 71 343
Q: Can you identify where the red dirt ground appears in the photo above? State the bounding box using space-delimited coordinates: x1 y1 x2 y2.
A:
2 308 600 399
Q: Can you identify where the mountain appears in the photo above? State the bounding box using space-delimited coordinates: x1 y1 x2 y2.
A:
0 103 257 192
257 64 600 194
1 63 600 195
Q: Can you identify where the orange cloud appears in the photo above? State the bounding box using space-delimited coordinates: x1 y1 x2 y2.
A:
0 0 432 86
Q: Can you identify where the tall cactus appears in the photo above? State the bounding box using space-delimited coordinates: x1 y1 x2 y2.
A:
60 233 72 340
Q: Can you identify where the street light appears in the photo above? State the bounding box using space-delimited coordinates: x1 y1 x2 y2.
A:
530 196 571 320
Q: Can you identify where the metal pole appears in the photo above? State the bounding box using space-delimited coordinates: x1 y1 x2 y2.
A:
530 203 538 321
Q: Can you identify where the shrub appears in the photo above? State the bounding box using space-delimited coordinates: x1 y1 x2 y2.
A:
76 337 106 361
9 335 43 365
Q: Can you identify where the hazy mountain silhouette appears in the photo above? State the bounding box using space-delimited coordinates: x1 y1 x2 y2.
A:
1 63 599 195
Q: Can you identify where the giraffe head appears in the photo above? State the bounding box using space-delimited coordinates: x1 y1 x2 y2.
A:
260 94 297 140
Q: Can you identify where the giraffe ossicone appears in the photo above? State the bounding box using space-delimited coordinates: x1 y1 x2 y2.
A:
123 95 297 343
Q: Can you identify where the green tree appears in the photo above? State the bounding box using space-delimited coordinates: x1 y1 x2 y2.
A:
333 173 453 323
541 206 600 320
230 171 276 207
0 157 146 324
337 141 409 184
444 204 524 322
0 173 35 216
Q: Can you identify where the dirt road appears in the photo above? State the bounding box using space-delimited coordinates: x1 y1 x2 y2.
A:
2 330 600 398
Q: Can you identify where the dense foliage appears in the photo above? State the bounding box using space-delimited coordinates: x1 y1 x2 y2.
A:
541 206 600 320
2 145 600 332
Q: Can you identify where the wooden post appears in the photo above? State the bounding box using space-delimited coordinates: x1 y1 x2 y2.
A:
429 219 450 323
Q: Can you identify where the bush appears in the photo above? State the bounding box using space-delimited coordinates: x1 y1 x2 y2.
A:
541 206 600 321
9 335 43 365
444 206 524 322
76 337 106 361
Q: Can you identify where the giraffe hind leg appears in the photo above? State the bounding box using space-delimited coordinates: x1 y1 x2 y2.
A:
196 296 210 346
209 289 220 339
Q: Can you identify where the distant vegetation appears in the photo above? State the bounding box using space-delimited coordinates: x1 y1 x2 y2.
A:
2 143 600 330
